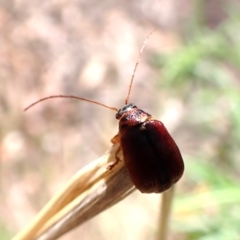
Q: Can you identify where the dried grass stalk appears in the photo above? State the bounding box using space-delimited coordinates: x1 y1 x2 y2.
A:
13 144 135 240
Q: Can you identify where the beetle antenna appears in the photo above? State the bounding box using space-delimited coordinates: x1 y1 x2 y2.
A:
25 31 156 112
125 29 156 105
24 95 118 112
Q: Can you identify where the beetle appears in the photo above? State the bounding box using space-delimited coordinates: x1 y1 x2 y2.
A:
25 31 184 193
110 103 184 193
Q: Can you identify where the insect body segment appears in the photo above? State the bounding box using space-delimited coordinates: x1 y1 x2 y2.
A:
116 103 152 131
114 104 184 193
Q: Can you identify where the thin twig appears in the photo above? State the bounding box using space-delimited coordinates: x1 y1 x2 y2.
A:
157 187 175 240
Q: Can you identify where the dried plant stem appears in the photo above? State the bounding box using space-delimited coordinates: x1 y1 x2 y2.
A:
12 143 176 240
12 144 135 240
157 186 175 240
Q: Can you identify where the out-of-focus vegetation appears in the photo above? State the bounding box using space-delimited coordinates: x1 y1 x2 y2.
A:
153 2 240 239
1 0 240 240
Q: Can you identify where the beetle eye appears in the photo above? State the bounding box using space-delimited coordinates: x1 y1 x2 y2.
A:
116 110 122 119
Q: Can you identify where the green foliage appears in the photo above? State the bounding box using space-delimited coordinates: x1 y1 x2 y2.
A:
153 3 240 240
173 159 240 239
0 221 13 240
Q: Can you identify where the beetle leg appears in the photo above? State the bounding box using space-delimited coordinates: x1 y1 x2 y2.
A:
111 133 120 144
107 146 121 171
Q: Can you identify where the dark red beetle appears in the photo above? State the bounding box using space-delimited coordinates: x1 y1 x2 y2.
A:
25 31 184 193
111 103 184 193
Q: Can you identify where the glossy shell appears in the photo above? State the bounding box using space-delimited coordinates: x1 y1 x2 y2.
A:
116 104 184 193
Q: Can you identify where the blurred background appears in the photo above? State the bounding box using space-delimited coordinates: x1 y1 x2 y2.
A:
1 0 240 239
